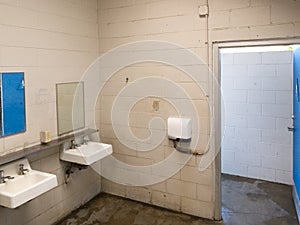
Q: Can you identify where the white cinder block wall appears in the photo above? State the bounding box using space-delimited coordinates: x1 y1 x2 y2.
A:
0 0 99 151
0 1 101 225
0 0 300 223
97 0 214 219
97 0 300 220
221 49 293 184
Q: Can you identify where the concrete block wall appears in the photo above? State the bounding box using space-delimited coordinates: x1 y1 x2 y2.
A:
0 0 299 223
0 1 101 224
97 63 213 219
221 50 293 184
97 0 300 220
209 0 300 42
97 0 214 219
0 0 99 153
98 0 209 62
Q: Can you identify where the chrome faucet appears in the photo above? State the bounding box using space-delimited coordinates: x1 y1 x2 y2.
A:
70 140 78 149
83 136 89 145
0 170 14 184
18 164 29 175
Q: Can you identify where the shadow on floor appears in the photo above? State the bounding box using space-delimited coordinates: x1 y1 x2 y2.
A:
56 174 299 225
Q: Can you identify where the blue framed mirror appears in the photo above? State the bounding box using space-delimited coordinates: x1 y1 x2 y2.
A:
0 72 26 137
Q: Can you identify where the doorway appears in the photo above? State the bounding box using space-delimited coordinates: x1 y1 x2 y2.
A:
220 45 293 184
213 39 300 222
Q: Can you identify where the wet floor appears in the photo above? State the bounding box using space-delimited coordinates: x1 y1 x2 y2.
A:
56 174 299 225
222 174 298 225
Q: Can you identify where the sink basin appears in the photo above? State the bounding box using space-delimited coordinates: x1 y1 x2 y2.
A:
0 158 58 208
60 141 113 165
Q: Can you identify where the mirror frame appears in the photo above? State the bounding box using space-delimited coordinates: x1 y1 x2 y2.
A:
56 81 85 136
0 72 26 137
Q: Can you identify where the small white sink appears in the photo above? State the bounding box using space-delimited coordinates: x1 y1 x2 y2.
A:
60 141 113 165
0 158 58 208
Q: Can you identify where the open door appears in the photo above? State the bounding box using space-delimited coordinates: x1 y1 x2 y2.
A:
293 47 300 198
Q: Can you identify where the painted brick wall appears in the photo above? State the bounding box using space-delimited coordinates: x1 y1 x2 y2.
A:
0 0 99 152
209 0 300 42
0 1 101 224
221 49 293 184
97 0 214 219
97 0 300 220
1 0 297 223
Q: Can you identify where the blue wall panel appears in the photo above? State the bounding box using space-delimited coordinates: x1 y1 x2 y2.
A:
1 72 26 136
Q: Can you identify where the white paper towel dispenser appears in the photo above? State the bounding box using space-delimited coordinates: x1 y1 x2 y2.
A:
167 117 192 141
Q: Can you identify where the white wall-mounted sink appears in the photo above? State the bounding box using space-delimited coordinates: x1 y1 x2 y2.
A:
0 158 58 208
60 141 113 165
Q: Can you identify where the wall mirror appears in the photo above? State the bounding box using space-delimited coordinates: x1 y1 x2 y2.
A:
0 72 26 137
56 82 85 135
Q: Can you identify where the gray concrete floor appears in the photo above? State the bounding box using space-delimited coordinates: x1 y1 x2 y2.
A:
221 174 298 225
56 174 299 225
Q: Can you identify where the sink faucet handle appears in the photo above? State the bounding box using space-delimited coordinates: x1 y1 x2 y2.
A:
19 163 24 171
18 163 29 175
83 136 89 145
0 170 14 183
70 140 78 149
